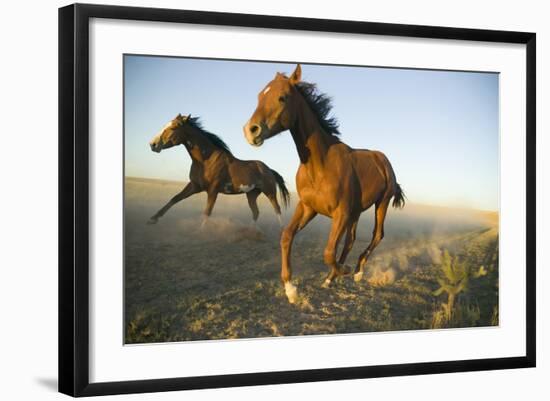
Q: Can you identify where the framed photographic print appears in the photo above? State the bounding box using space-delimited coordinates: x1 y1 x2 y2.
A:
58 3 536 397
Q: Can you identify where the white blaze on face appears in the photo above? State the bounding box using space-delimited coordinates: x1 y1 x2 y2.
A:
150 121 172 146
262 86 271 95
239 184 255 193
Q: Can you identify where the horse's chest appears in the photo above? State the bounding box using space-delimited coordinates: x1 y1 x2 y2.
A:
190 165 206 185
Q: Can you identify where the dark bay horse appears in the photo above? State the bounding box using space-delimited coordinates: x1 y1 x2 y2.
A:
243 65 405 303
148 114 289 227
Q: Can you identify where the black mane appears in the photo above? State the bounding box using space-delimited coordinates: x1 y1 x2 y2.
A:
295 81 341 137
188 116 232 154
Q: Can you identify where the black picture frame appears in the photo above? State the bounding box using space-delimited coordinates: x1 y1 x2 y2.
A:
58 3 536 397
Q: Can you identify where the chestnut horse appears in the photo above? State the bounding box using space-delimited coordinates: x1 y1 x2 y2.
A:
243 65 405 303
149 114 289 227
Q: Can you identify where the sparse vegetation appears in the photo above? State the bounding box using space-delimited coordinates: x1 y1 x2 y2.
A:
124 177 499 343
431 250 487 328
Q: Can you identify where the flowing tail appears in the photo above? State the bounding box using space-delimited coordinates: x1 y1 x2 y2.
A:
392 183 406 209
270 169 290 208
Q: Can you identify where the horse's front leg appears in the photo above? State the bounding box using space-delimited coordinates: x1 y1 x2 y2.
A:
321 213 351 288
246 189 261 226
280 202 317 303
338 218 359 266
148 182 199 224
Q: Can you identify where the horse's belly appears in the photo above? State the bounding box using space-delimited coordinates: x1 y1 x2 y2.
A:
359 196 377 212
300 182 378 217
221 181 258 194
227 162 264 191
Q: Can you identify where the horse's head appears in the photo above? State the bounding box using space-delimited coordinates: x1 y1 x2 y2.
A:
243 64 302 146
149 113 190 153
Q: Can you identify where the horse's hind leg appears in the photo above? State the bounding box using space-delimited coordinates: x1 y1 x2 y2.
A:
246 189 261 225
265 191 283 227
281 202 317 303
354 197 390 282
148 182 199 224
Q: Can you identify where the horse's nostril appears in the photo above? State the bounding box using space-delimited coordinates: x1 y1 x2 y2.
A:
250 124 260 135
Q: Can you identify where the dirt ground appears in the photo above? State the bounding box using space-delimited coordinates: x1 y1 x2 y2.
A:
124 177 499 344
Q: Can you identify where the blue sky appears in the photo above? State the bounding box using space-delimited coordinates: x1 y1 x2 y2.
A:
124 55 499 211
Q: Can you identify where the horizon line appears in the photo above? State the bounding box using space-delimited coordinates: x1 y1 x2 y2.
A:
124 175 499 214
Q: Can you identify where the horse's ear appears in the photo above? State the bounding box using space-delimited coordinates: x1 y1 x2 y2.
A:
183 114 191 122
289 64 302 85
175 113 187 125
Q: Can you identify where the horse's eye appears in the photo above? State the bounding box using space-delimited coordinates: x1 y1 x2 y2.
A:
278 96 286 103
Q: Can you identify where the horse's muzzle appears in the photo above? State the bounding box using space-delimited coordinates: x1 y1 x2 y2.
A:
150 143 162 153
243 122 264 146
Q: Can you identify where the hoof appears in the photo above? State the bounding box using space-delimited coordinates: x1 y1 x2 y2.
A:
353 271 364 283
284 282 298 304
321 279 332 289
340 264 353 276
147 217 158 225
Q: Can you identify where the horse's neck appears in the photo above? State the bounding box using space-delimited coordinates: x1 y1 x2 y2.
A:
188 146 230 172
184 145 203 162
183 129 217 163
290 101 335 173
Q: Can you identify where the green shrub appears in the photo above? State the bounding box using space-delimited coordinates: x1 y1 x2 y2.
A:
431 250 487 328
